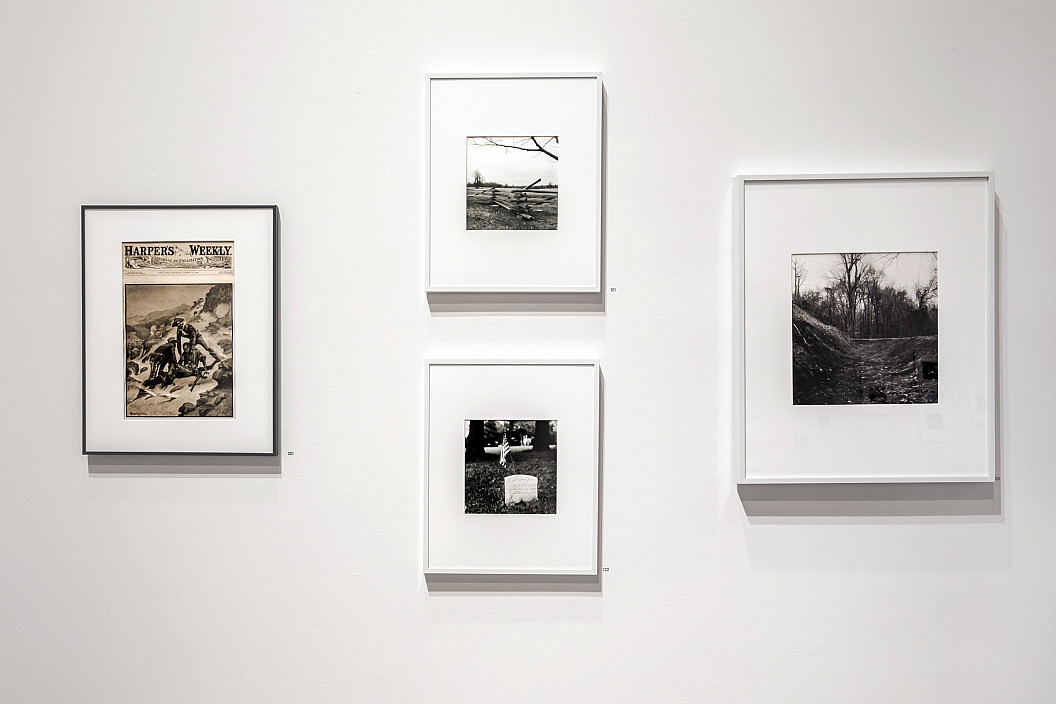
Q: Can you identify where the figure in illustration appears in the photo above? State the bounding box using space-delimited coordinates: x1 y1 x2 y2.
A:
172 317 223 370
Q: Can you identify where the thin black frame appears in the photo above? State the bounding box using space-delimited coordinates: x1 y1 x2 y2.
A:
82 204 279 456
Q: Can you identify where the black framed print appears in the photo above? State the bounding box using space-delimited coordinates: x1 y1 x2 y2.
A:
82 205 278 455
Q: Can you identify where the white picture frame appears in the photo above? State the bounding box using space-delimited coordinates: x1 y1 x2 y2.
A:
426 73 603 293
82 205 278 455
736 173 996 483
424 360 600 575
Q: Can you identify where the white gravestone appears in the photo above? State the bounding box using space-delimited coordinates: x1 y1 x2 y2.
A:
503 475 539 505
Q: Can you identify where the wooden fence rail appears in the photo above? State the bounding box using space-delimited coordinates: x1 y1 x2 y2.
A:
467 185 558 220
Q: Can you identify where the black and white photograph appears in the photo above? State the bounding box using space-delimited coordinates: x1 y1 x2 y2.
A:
466 137 558 230
464 419 557 514
123 241 234 418
792 251 938 405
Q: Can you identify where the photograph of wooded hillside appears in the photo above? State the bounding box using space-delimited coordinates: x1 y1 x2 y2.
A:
792 252 938 405
466 136 558 230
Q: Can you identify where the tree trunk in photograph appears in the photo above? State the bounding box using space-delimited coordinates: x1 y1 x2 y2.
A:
465 419 487 461
531 420 553 452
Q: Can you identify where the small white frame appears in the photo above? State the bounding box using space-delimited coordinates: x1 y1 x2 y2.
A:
426 73 603 293
82 205 278 455
736 173 996 483
424 360 600 575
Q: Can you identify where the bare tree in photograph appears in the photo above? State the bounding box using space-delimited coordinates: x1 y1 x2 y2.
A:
792 251 938 405
831 253 865 335
792 258 806 300
475 136 559 161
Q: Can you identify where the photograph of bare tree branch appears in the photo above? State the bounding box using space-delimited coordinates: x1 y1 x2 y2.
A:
792 252 938 405
466 137 558 230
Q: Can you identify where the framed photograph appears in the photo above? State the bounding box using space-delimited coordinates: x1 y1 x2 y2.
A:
426 73 602 292
424 361 600 575
736 173 995 483
83 205 278 455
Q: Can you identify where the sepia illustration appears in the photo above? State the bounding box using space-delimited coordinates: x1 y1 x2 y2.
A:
123 242 234 417
792 252 938 405
464 419 557 514
466 136 558 230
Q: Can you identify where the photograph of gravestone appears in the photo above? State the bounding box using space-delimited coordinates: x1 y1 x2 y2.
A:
792 252 938 405
466 137 558 230
464 419 557 514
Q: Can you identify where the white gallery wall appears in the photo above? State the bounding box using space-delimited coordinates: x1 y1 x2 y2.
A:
2 1 1054 701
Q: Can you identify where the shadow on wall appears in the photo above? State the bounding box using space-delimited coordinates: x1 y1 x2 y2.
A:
738 481 1000 518
87 454 281 475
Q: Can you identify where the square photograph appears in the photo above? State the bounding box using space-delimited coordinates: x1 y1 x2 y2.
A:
464 419 557 514
466 137 558 230
792 251 938 405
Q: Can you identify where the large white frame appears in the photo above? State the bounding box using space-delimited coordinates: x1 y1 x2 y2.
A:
736 173 995 483
426 73 603 293
424 361 600 575
83 205 277 455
